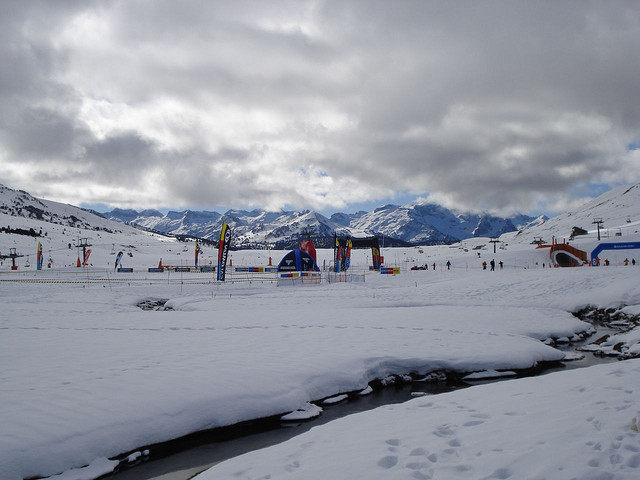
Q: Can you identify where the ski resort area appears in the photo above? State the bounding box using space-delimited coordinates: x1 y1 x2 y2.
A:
1 183 640 480
3 2 640 478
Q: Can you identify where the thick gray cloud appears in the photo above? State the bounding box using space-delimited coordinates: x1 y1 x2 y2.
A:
0 0 638 214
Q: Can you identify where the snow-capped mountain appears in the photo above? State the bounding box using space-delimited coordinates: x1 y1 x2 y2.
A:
346 202 525 245
105 201 536 248
3 182 640 255
108 207 355 249
104 208 163 224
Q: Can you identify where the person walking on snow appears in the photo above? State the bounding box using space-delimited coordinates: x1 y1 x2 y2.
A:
482 261 487 270
490 259 495 271
446 260 451 270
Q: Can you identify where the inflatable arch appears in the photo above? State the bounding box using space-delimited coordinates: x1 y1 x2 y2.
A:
277 249 320 272
590 242 640 265
549 243 588 267
334 235 382 272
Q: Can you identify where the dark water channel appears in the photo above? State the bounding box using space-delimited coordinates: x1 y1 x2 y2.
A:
105 321 622 480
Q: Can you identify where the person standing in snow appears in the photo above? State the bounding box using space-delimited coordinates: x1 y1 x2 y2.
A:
482 261 487 270
446 260 451 270
499 261 503 269
624 258 629 266
490 259 495 271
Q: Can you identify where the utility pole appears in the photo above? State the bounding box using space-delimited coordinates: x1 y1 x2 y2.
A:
592 218 604 241
490 238 501 253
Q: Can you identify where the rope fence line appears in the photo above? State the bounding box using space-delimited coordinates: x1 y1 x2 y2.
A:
0 276 279 285
0 268 374 285
2 260 635 285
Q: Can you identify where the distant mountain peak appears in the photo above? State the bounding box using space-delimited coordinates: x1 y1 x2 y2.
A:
12 182 640 251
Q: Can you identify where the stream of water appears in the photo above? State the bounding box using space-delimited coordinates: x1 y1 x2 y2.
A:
105 324 621 480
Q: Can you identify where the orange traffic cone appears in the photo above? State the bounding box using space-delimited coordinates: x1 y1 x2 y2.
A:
158 258 163 268
76 257 81 267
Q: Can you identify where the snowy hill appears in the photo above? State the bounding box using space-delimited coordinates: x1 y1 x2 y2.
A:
503 184 640 246
0 184 110 231
0 184 178 269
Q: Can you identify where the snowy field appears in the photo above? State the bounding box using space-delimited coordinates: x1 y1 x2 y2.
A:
196 359 640 480
2 247 640 480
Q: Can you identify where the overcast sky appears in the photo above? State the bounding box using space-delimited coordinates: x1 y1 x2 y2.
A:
1 0 639 216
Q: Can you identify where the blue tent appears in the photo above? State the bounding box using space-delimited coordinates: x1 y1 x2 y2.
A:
277 249 320 272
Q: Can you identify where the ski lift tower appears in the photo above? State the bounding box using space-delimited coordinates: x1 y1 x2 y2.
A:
1 248 25 270
489 238 501 253
592 218 604 241
78 238 92 265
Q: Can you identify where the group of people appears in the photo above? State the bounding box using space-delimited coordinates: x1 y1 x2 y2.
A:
481 259 502 271
593 257 636 266
411 262 441 271
414 256 638 271
412 259 505 271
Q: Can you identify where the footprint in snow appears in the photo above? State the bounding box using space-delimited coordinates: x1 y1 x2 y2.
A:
433 425 456 437
490 467 512 479
626 454 640 468
284 461 300 472
377 456 398 469
411 471 433 480
409 447 428 456
406 462 430 470
463 420 485 427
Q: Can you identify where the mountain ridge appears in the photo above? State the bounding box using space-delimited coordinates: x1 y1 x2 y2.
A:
4 183 640 254
101 199 542 248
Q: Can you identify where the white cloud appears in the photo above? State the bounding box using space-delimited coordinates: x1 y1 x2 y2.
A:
1 1 639 214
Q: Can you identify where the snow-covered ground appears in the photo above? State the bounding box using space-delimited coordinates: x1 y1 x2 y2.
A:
3 186 640 480
196 359 640 480
2 259 640 480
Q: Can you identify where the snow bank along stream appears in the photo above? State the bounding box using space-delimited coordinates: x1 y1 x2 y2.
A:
107 314 623 480
2 266 640 480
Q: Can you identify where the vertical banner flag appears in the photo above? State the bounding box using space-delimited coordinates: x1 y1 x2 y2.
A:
194 239 199 268
115 251 124 271
334 234 342 273
217 222 231 281
83 249 92 266
344 239 352 270
36 242 43 270
372 245 381 270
